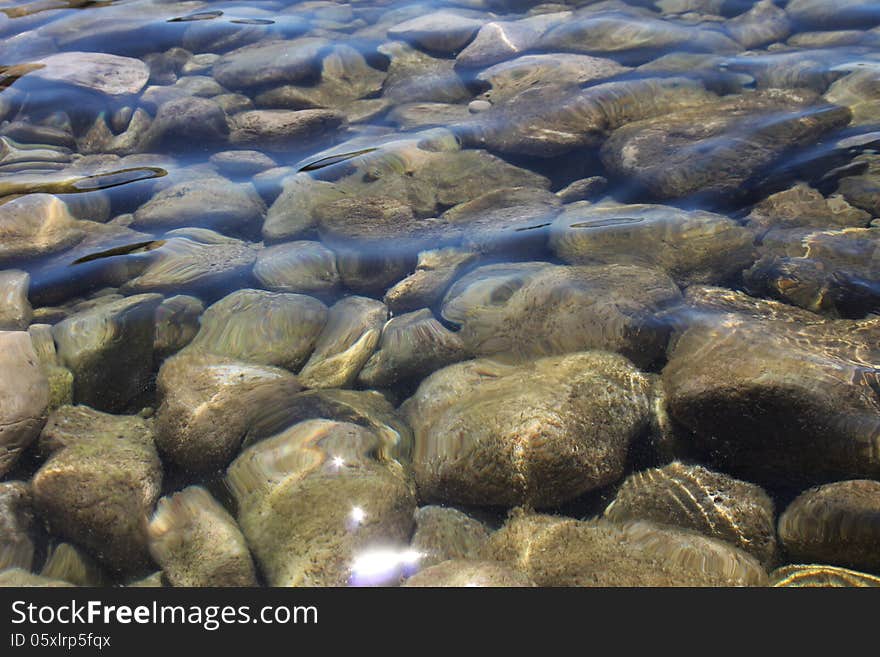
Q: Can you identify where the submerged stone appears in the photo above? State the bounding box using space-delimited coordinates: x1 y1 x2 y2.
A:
29 52 149 96
0 481 37 572
401 351 653 507
212 38 327 90
384 247 478 314
410 506 490 570
229 109 345 152
0 270 32 330
404 560 533 587
770 564 880 587
0 194 85 267
387 12 482 54
253 241 340 297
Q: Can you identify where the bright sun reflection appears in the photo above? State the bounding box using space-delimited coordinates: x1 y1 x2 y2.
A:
349 506 366 524
331 456 345 469
349 548 423 586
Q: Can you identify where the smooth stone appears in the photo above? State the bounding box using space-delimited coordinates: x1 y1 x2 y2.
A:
600 90 852 200
132 177 265 236
770 564 880 587
487 512 767 586
239 388 414 462
253 241 340 296
838 172 880 216
335 247 414 297
401 351 653 507
27 324 73 411
387 12 482 54
184 289 327 371
724 0 790 49
298 296 388 389
379 41 471 104
387 102 472 130
52 293 162 411
210 150 277 177
153 295 203 359
147 486 258 587
30 52 149 96
441 262 681 368
227 419 416 586
357 309 467 388
410 506 490 570
0 332 50 477
441 186 562 255
556 176 608 203
605 461 777 567
121 228 257 295
475 53 628 103
140 96 229 150
0 481 37 571
383 248 478 314
404 560 533 587
786 0 880 29
0 270 32 330
214 92 254 115
456 12 571 69
40 543 107 586
469 77 718 157
778 480 880 573
212 38 327 90
662 309 880 485
550 201 754 286
155 352 303 473
825 70 880 126
33 405 162 574
0 194 85 267
743 227 880 317
229 109 345 152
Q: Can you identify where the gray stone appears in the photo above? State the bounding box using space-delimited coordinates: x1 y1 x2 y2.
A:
384 248 478 314
30 52 149 96
229 109 345 152
457 12 571 69
212 38 327 90
253 241 340 296
388 12 482 54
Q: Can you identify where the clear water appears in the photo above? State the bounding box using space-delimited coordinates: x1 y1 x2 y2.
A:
1 0 880 587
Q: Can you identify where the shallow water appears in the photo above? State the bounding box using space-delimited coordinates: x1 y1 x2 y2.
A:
1 0 880 587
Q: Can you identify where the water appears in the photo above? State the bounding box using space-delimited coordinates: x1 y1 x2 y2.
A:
1 0 880 587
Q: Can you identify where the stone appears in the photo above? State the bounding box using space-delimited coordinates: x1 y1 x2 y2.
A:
441 263 681 368
724 0 790 49
401 351 653 507
0 194 85 267
838 172 880 217
745 183 871 238
604 462 777 566
410 506 490 569
52 293 162 411
457 12 571 69
121 228 257 296
384 248 478 313
600 90 853 201
0 331 50 476
770 564 880 587
404 560 533 587
147 486 258 587
0 569 74 587
550 201 754 286
298 296 387 389
487 512 767 586
556 177 608 203
0 481 37 572
132 177 265 236
442 187 562 255
32 405 162 573
662 308 880 485
212 38 326 90
778 480 880 573
475 53 628 103
210 150 277 177
786 0 880 30
155 352 303 473
140 96 229 150
153 295 203 359
253 241 340 296
40 543 107 586
387 102 472 130
379 41 471 104
469 77 718 157
184 289 327 371
229 109 345 152
227 419 416 586
387 12 482 54
29 52 149 96
825 69 880 126
0 270 32 329
358 309 467 388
